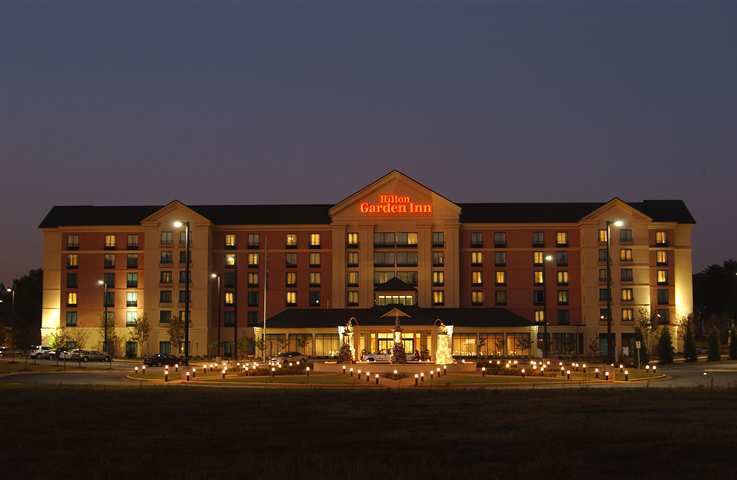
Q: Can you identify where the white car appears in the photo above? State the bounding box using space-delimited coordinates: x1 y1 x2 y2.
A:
362 352 392 362
29 346 54 359
269 352 308 366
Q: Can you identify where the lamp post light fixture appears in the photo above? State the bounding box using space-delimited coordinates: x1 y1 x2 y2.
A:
604 219 624 364
173 220 191 365
541 254 555 357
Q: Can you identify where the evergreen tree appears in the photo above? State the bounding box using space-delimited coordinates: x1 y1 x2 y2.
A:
657 327 674 364
730 328 737 360
683 320 698 362
708 328 721 361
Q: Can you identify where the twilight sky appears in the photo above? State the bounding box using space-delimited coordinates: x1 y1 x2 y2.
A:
1 1 736 284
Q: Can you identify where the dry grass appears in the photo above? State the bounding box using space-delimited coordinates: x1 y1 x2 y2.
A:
1 384 735 479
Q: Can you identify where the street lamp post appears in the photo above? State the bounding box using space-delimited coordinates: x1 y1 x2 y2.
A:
605 219 624 364
97 280 109 356
210 273 221 358
543 255 554 358
174 220 191 365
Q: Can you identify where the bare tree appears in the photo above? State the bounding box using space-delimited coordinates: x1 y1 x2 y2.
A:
128 315 151 357
167 314 185 355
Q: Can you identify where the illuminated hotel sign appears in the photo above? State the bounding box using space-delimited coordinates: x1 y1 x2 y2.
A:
359 194 432 214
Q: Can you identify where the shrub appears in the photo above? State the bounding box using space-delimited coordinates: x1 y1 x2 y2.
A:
683 320 698 362
708 328 721 361
657 328 674 364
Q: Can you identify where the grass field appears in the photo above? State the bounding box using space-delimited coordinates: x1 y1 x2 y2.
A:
1 384 735 479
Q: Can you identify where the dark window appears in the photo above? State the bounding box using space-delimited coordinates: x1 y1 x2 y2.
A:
495 252 507 266
620 269 633 282
66 273 78 289
224 271 236 288
126 272 138 288
104 255 115 269
309 291 321 306
248 234 260 249
557 310 570 324
620 229 633 242
178 290 189 304
160 251 173 264
656 309 669 324
127 254 138 269
159 310 171 324
433 252 445 267
598 269 608 282
533 290 545 305
598 249 608 262
65 311 77 327
599 289 609 301
224 311 235 327
657 289 669 305
493 232 507 247
432 232 445 248
159 341 171 354
104 291 115 307
532 232 545 247
471 232 483 247
556 252 568 266
495 290 507 305
600 308 609 321
247 311 258 326
248 291 259 307
159 290 172 304
286 253 297 267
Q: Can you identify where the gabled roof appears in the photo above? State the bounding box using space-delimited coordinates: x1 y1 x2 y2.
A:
265 305 535 328
374 277 416 291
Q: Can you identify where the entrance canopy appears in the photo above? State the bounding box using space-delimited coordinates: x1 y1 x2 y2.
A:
265 305 536 329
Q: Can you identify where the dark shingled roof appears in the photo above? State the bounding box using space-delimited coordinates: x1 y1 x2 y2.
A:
374 277 416 291
458 200 695 224
265 305 535 329
39 200 694 228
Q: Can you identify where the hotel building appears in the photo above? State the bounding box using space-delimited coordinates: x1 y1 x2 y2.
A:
39 170 695 360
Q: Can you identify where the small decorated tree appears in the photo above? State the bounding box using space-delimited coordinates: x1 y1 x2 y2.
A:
338 343 353 363
708 328 721 361
657 327 674 364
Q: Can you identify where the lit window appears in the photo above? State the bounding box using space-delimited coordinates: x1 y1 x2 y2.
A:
471 251 483 266
309 272 321 286
534 310 545 322
556 232 568 247
347 252 359 267
67 292 77 306
160 271 172 284
620 249 633 262
432 290 445 305
225 254 236 266
67 254 78 268
557 271 568 285
621 288 633 302
286 291 297 306
286 234 297 248
248 272 259 288
127 234 139 249
496 271 506 286
105 234 116 249
656 251 668 265
472 271 483 286
126 311 137 326
598 229 608 243
432 271 444 286
622 308 634 322
126 291 138 307
534 271 544 285
557 290 568 305
248 234 259 248
248 253 259 267
347 291 359 306
309 253 320 267
286 272 297 287
66 234 79 249
225 292 234 305
310 233 321 248
347 232 359 246
533 251 544 265
656 231 667 245
657 270 668 284
347 271 359 286
471 291 484 305
225 234 236 248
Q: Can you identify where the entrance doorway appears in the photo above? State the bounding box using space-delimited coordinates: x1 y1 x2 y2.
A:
376 332 415 353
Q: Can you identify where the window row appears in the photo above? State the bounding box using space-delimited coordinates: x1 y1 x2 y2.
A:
469 231 569 248
65 234 140 250
66 254 141 269
222 233 322 249
65 310 141 327
66 291 140 307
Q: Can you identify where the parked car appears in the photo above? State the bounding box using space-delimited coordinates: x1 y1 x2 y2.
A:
74 350 111 362
29 346 54 359
143 353 183 367
269 352 308 366
58 349 80 361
